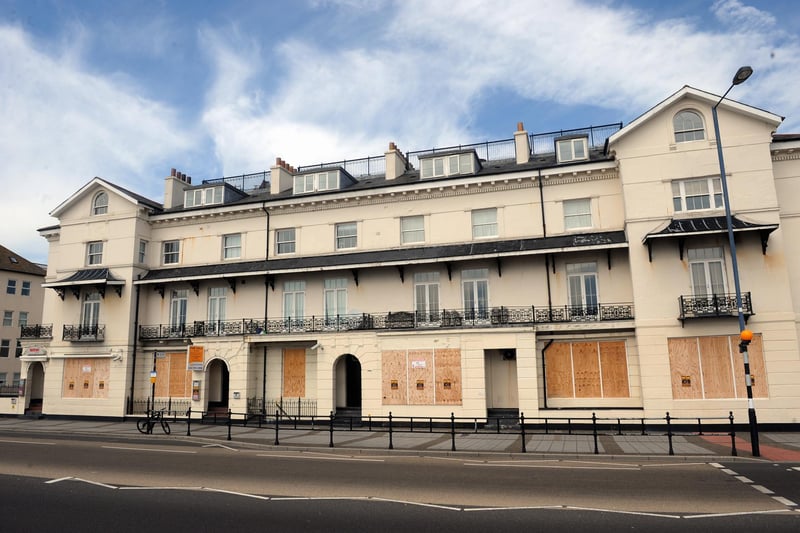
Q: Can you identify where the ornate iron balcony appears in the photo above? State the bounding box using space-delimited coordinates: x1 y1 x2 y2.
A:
138 303 634 340
678 292 753 324
20 324 53 339
63 324 105 342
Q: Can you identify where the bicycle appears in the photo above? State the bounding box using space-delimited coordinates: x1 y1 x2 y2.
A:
137 407 171 435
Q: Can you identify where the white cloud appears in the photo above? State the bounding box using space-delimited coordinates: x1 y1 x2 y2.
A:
0 25 194 264
712 0 777 30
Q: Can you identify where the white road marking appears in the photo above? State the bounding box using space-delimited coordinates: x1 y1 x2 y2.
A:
256 453 384 463
102 445 196 454
752 485 774 494
685 509 788 519
119 486 203 491
71 478 118 489
720 468 738 475
735 476 753 483
772 496 797 507
201 444 238 451
466 463 639 471
0 438 56 446
465 505 563 512
709 462 724 468
45 477 74 484
369 497 462 511
563 506 679 519
202 488 270 500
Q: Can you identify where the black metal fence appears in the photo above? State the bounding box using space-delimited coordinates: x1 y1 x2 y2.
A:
247 397 318 418
139 304 634 340
19 324 53 339
131 397 191 417
62 324 105 342
149 409 740 457
679 292 753 321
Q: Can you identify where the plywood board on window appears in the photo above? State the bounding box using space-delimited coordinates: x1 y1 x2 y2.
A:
155 357 170 397
599 341 630 398
282 348 306 397
434 348 462 405
699 336 734 399
168 352 189 397
572 342 601 398
545 342 574 398
732 334 769 398
92 359 110 399
381 350 407 405
408 349 434 404
668 338 702 399
62 358 83 398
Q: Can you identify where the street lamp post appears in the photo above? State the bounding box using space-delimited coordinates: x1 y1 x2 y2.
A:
711 65 760 457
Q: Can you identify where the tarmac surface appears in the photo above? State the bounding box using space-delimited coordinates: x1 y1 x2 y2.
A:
1 415 800 461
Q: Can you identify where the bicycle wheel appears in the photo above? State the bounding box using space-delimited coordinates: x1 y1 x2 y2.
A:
161 420 171 435
137 418 149 434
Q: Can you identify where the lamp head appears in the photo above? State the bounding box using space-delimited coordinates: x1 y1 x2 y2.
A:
732 66 753 85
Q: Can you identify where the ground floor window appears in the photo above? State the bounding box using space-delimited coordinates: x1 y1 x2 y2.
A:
155 351 192 398
668 334 768 399
62 358 110 399
545 340 630 399
381 348 462 405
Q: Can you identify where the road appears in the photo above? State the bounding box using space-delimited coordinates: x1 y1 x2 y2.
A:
0 430 798 532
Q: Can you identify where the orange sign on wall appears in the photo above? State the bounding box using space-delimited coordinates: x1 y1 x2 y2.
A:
188 346 204 371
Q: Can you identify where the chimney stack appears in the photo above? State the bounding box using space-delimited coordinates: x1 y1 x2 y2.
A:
514 121 531 164
164 167 191 209
385 141 408 181
270 157 295 194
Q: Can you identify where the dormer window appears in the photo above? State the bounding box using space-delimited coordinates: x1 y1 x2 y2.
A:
184 186 223 208
93 192 108 215
294 171 340 195
673 110 705 143
420 152 476 179
556 136 588 163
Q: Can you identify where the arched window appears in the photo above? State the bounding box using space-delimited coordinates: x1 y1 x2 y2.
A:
93 192 108 215
673 110 705 143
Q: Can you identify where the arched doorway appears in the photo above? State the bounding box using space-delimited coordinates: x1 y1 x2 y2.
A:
334 354 361 413
26 362 45 416
206 359 229 411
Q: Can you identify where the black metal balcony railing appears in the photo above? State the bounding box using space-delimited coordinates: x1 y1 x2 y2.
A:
138 304 634 340
63 324 106 342
19 324 54 339
678 292 753 322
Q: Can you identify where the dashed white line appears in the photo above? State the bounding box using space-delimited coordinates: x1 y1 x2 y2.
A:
752 485 774 495
102 445 197 454
772 496 797 507
720 468 738 475
735 476 753 483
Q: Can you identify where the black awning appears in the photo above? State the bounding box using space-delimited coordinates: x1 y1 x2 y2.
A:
643 215 778 260
42 268 125 299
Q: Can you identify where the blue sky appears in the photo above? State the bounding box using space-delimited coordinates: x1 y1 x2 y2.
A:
1 0 799 264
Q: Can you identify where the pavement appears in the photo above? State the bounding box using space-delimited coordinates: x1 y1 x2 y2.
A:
2 416 800 461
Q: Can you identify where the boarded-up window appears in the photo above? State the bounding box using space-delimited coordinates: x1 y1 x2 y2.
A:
155 352 192 398
282 348 306 397
668 334 768 399
381 348 463 405
62 358 110 399
545 341 629 399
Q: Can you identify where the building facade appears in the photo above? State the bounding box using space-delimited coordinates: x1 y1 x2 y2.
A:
0 245 45 415
19 86 800 424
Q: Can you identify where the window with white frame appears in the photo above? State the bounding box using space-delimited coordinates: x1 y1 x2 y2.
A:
2 311 11 326
18 311 28 327
163 240 180 264
673 110 705 143
81 291 101 336
400 216 425 244
471 208 497 239
324 278 347 322
672 177 723 212
567 262 598 315
420 153 474 179
293 171 340 194
21 281 30 296
184 186 223 208
6 280 16 295
462 268 489 320
207 287 227 332
276 228 296 254
564 198 592 230
93 191 108 215
223 234 241 260
283 281 305 322
335 222 357 250
688 247 726 297
12 372 20 385
414 272 440 322
138 240 147 264
87 241 104 265
556 136 588 163
170 289 188 334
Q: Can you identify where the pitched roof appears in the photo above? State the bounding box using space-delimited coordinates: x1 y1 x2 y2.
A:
49 177 162 218
0 244 46 276
609 86 783 146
